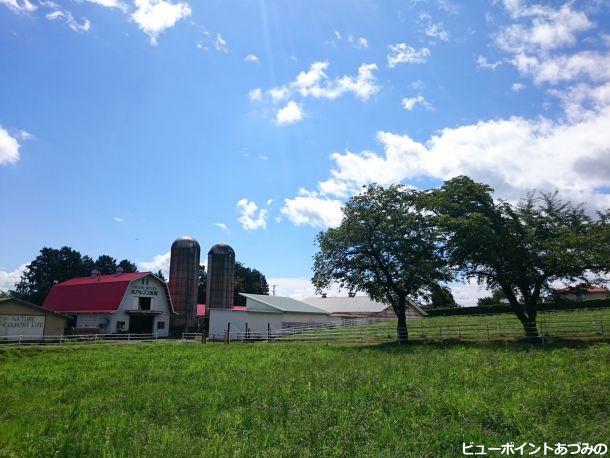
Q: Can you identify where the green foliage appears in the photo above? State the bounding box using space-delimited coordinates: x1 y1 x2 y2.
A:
427 298 610 317
12 247 139 305
234 262 269 306
197 262 269 305
0 343 608 456
0 290 11 299
477 290 506 307
425 176 610 335
313 185 450 341
427 284 459 309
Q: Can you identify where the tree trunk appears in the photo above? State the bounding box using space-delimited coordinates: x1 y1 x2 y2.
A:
396 295 409 344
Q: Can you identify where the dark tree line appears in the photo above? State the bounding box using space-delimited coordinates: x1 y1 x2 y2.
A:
11 247 137 305
197 261 269 305
313 176 610 342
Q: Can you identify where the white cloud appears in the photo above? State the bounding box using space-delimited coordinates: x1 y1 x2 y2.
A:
424 22 449 41
214 32 228 52
311 109 610 210
448 279 492 307
113 216 124 222
0 264 26 291
476 55 503 70
214 222 228 231
0 0 36 13
244 54 260 63
511 82 526 92
237 199 268 231
131 0 191 45
249 88 263 101
281 194 343 228
45 8 90 32
402 95 432 111
496 2 593 53
139 251 171 276
85 0 127 11
275 101 304 125
252 61 380 107
0 126 20 166
387 43 430 67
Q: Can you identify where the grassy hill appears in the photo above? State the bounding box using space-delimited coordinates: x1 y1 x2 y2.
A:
1 341 609 457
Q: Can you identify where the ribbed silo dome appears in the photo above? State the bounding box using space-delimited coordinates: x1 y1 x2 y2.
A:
172 236 200 250
208 243 235 255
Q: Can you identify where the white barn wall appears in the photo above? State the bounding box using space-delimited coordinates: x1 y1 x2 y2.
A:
208 309 282 339
75 275 171 337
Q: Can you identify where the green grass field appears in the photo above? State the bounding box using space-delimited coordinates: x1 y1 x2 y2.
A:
1 341 609 457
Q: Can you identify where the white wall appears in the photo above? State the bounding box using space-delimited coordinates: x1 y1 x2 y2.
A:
282 312 329 327
75 274 172 337
208 309 282 340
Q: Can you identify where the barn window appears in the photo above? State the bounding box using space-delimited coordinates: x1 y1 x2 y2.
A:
139 297 151 311
156 321 165 330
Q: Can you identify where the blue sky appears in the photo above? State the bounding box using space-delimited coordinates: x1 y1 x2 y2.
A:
1 0 609 304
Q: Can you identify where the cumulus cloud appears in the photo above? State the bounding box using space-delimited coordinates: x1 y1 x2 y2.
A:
319 109 610 209
275 101 304 125
0 264 26 291
113 216 124 222
281 191 343 228
511 82 526 92
0 126 21 166
402 95 432 111
252 61 380 104
387 43 430 67
139 251 170 276
237 199 268 231
131 0 191 45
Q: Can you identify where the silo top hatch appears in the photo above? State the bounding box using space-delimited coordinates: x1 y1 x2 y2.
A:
208 243 235 255
172 236 201 250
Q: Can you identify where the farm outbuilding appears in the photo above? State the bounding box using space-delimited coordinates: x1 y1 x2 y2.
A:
43 271 174 336
301 295 427 319
208 293 329 339
0 298 67 339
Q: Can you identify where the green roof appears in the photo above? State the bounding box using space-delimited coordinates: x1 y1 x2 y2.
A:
240 294 329 314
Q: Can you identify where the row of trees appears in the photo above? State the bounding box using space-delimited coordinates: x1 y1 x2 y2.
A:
313 176 610 342
8 246 269 308
11 247 138 305
196 262 269 305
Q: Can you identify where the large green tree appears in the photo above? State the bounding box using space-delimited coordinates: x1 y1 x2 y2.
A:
426 284 459 309
426 176 610 337
234 262 269 306
312 185 450 343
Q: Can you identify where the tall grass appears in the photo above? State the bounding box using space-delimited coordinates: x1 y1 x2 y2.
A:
1 342 609 457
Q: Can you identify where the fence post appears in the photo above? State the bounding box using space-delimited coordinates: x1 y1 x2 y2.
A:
18 335 22 346
227 323 231 344
486 324 490 340
95 334 98 343
439 327 443 344
599 320 605 337
128 333 131 342
267 323 271 342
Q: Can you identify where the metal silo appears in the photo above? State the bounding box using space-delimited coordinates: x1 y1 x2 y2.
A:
206 244 235 310
168 236 201 333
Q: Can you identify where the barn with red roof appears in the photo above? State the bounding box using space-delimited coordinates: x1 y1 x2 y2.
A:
43 271 174 336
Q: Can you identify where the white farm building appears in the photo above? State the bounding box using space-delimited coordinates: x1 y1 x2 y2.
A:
208 293 329 339
302 295 427 319
43 272 174 337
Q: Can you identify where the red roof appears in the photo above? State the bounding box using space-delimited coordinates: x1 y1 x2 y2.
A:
557 285 609 294
232 306 247 311
43 272 151 313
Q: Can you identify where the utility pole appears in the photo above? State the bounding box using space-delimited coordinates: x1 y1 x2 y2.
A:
272 284 278 296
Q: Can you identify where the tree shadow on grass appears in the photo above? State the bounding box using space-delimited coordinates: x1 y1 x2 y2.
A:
332 337 610 354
